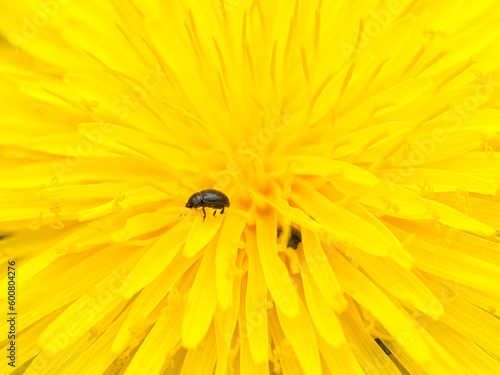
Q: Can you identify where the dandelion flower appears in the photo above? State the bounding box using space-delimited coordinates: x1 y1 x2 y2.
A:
2 0 500 374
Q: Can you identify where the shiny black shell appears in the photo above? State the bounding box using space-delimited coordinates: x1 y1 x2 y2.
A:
277 226 302 249
185 189 230 209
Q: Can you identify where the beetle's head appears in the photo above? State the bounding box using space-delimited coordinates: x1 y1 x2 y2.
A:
185 192 203 208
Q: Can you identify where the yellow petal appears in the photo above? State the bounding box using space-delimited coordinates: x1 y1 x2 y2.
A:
339 302 402 375
343 201 413 268
214 273 241 375
391 225 500 295
292 179 401 257
426 320 500 374
113 251 199 352
181 323 217 374
12 225 108 288
422 276 500 358
57 302 133 375
275 296 322 375
38 263 135 354
301 228 346 312
216 213 246 310
334 179 434 220
255 208 300 318
268 312 307 375
424 152 500 183
330 250 432 364
382 168 499 195
240 314 270 375
357 252 444 318
282 155 379 186
317 337 365 375
300 268 346 347
121 222 190 298
244 229 270 364
109 212 178 242
182 241 218 348
184 213 223 258
427 199 496 238
124 307 182 375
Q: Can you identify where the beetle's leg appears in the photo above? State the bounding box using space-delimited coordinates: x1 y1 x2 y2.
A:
213 209 217 217
202 206 206 221
220 207 225 215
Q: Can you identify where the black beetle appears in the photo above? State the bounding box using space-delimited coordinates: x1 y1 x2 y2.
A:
374 338 392 355
277 226 302 249
185 189 230 221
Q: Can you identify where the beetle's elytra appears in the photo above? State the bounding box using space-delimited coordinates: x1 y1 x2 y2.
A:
277 226 302 249
185 189 230 221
